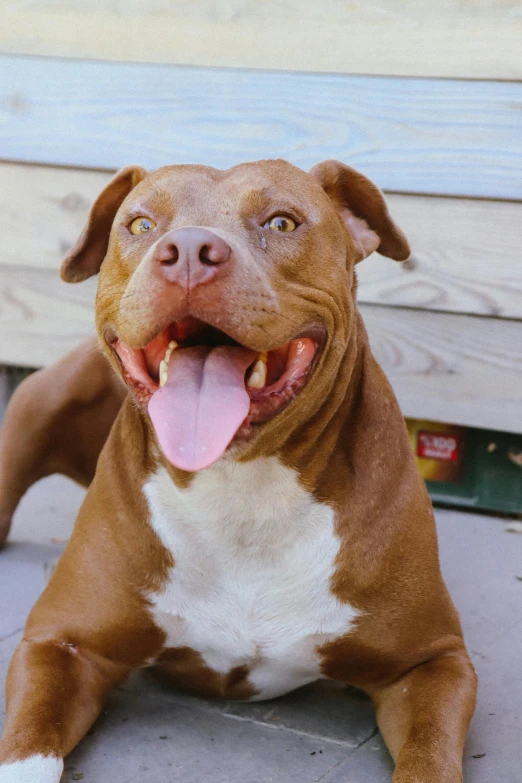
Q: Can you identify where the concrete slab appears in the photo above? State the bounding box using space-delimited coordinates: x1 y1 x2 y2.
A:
463 621 522 783
319 733 393 782
435 509 522 782
436 508 522 657
0 632 20 676
0 476 521 782
7 475 84 545
0 541 64 640
64 686 354 783
222 681 376 748
120 672 378 749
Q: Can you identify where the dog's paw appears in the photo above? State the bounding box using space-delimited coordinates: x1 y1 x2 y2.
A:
0 755 63 782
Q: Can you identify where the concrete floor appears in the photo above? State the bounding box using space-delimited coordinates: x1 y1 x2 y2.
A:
1 475 521 782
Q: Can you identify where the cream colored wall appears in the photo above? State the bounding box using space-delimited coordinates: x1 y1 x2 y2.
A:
0 0 520 78
0 1 520 431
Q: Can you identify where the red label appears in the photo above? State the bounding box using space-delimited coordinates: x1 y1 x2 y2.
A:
417 431 460 461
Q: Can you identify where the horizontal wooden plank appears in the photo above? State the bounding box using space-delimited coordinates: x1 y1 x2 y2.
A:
358 196 522 318
2 163 521 320
0 2 521 80
1 263 521 433
0 265 95 367
0 56 521 199
362 305 522 435
0 164 110 271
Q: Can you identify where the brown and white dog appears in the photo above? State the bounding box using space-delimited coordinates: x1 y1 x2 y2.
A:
0 159 476 782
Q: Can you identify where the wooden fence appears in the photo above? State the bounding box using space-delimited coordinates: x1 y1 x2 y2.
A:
0 1 521 433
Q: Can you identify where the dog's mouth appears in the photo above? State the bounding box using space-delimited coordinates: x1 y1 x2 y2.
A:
110 317 321 471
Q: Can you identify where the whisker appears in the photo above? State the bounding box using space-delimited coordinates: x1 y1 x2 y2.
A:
260 308 301 328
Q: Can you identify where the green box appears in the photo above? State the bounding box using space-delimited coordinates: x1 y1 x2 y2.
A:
406 419 522 515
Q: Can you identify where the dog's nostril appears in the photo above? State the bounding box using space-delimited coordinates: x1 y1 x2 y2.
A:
160 244 179 265
199 241 230 266
199 244 215 266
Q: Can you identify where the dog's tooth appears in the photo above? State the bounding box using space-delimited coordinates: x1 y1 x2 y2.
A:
163 340 179 367
159 359 168 388
247 371 263 388
159 341 179 387
247 359 267 389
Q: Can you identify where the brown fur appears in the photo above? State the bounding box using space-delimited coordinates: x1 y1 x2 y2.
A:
0 159 476 781
0 339 125 546
153 648 257 701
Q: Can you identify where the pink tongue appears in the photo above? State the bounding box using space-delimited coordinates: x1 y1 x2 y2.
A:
148 345 256 471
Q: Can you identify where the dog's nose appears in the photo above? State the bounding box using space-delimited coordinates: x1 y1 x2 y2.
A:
154 227 231 288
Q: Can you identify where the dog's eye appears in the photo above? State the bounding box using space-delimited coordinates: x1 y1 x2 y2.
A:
129 217 156 235
264 216 297 233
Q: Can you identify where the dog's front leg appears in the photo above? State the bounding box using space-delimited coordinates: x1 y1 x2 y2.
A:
370 650 477 782
0 637 129 782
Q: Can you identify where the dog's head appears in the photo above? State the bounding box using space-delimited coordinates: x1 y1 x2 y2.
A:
61 159 409 472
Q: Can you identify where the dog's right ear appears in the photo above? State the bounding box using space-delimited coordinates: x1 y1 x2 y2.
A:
60 165 148 283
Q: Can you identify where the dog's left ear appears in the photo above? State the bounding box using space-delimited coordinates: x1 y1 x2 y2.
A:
61 165 148 283
310 160 410 262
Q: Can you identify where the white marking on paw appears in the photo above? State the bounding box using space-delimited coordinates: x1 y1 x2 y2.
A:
0 755 63 782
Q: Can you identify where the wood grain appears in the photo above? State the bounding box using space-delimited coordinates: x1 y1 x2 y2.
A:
0 1 520 79
0 164 111 270
362 304 522 435
1 163 521 319
358 196 522 319
1 56 521 199
1 263 521 434
0 264 95 367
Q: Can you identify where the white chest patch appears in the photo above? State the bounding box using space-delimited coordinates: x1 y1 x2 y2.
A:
143 457 359 701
